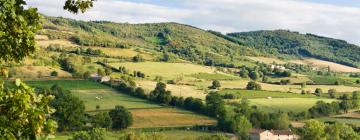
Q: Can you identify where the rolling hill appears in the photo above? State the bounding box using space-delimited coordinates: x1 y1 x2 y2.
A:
38 16 259 66
226 30 360 68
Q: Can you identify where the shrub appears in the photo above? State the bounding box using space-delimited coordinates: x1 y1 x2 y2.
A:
246 81 262 90
50 71 58 77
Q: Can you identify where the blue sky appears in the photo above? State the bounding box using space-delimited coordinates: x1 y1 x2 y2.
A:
26 0 360 45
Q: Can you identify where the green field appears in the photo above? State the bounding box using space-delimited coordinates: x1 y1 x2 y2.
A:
26 80 108 90
54 130 228 140
318 117 360 127
71 89 161 111
191 73 241 80
107 62 216 79
219 89 319 99
248 98 337 113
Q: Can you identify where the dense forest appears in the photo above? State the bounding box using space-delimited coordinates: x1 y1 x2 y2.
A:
227 30 360 67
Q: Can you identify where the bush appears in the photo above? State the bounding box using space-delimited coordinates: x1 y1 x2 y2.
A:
328 89 337 98
209 80 221 89
315 88 323 96
50 71 58 77
246 81 262 90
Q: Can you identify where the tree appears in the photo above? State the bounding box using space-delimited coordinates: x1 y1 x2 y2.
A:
149 82 172 104
234 115 252 140
300 120 326 140
315 88 323 96
246 81 262 90
51 71 58 77
239 68 249 78
70 128 106 140
328 89 337 98
0 79 57 139
91 112 112 129
0 0 94 62
301 82 307 89
109 105 133 130
83 71 91 79
132 55 144 62
273 112 290 130
249 70 260 80
206 92 226 118
97 68 106 77
209 80 221 89
50 85 86 131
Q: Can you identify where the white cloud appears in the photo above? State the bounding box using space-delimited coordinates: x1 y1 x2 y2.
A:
26 0 360 44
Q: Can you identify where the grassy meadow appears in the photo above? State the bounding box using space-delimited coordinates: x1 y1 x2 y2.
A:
107 62 216 79
248 98 337 113
54 130 227 140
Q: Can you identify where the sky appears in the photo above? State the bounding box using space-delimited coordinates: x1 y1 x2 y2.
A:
26 0 360 45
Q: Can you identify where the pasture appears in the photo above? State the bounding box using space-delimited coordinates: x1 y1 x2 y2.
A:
191 72 241 80
10 66 72 79
219 89 319 99
26 80 108 90
92 47 154 60
246 56 287 64
136 80 206 99
217 80 360 94
71 89 161 111
107 62 216 79
304 59 360 73
131 108 216 128
54 130 226 140
248 98 337 113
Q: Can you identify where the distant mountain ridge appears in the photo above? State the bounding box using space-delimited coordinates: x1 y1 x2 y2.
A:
226 30 360 68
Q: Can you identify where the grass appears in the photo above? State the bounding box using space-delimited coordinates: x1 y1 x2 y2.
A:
219 89 319 99
10 66 72 79
107 62 216 79
71 89 162 111
26 80 108 90
54 130 226 140
318 117 360 127
92 47 154 60
248 98 337 113
217 80 360 94
131 108 216 128
136 80 206 99
191 72 241 80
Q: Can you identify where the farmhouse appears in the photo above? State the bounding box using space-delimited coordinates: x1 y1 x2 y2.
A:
90 73 110 82
250 129 299 140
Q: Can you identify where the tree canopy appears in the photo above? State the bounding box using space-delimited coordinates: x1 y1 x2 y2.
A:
0 0 94 62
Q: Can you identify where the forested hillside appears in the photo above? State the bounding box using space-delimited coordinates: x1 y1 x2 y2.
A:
38 16 259 66
227 30 360 67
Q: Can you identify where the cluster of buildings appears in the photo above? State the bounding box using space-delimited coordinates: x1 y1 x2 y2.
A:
250 129 299 140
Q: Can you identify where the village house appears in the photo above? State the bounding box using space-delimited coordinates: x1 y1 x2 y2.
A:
250 129 299 140
90 73 111 83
